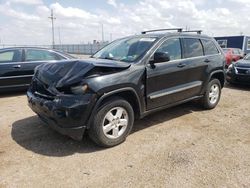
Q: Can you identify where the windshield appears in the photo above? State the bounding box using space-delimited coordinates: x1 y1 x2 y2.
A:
92 37 157 63
244 54 250 60
223 48 230 53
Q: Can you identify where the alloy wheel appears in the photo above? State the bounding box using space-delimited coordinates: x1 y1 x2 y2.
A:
209 84 220 105
102 107 129 139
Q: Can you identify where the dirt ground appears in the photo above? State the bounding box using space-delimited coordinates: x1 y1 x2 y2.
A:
1 84 250 188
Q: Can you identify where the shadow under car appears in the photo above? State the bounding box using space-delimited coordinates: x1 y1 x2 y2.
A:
11 101 202 157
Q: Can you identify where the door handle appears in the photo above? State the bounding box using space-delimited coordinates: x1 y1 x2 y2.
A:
204 59 210 63
177 63 186 68
12 65 21 69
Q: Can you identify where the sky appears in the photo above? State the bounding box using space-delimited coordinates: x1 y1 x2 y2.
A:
0 0 250 45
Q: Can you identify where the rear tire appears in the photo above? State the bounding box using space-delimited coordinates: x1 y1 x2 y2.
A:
88 98 134 147
201 79 221 109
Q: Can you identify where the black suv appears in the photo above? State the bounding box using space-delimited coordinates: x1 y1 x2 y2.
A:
27 29 225 147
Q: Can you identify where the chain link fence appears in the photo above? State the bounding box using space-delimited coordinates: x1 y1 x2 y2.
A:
0 43 107 55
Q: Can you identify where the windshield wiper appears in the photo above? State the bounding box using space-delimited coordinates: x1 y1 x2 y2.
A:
99 56 117 61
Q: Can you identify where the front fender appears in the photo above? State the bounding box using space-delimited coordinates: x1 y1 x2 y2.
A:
86 87 144 129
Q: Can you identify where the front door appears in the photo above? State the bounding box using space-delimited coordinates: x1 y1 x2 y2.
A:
0 49 24 89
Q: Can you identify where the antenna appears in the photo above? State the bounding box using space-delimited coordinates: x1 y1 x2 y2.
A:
48 9 56 49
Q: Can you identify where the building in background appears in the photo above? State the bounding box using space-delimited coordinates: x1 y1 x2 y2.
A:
215 35 250 54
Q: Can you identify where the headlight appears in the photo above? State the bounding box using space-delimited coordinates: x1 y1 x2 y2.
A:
227 64 233 72
71 84 88 95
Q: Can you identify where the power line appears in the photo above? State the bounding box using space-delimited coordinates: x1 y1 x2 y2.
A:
48 9 56 48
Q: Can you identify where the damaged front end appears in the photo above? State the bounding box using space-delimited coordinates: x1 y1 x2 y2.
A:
27 59 130 140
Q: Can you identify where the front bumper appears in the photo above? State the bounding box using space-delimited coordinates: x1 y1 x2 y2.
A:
27 91 96 140
226 72 250 85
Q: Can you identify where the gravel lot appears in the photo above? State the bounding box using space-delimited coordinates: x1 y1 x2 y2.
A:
1 84 250 187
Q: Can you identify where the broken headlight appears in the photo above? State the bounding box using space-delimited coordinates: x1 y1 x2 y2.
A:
71 84 88 95
227 64 234 73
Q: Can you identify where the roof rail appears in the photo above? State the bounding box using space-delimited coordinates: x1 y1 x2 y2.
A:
141 28 183 34
182 30 202 34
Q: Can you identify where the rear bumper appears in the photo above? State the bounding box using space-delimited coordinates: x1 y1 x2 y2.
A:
27 91 96 140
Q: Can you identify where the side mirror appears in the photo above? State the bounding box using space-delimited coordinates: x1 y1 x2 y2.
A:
153 52 170 63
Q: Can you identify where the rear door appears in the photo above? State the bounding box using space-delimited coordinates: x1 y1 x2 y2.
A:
0 49 24 89
201 38 223 76
179 37 211 94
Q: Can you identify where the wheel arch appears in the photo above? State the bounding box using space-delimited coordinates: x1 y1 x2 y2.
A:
86 87 143 129
210 70 225 88
201 70 225 94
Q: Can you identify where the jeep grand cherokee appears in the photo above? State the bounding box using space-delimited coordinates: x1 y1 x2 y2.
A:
27 29 226 147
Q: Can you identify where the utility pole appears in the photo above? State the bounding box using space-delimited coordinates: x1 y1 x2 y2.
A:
185 25 190 31
48 9 56 49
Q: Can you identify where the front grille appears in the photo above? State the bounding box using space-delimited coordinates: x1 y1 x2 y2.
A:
236 67 250 75
31 79 55 100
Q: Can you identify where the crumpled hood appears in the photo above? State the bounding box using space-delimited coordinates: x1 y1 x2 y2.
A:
234 60 250 68
36 59 131 88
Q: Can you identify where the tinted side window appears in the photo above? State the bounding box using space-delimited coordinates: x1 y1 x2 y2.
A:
201 39 219 55
155 38 182 61
0 50 22 63
25 49 60 61
183 38 203 58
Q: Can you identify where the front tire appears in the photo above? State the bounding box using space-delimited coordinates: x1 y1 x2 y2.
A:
201 79 221 109
88 98 134 147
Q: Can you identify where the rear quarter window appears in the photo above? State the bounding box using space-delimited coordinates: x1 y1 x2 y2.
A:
25 49 61 61
201 39 219 55
183 38 203 58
